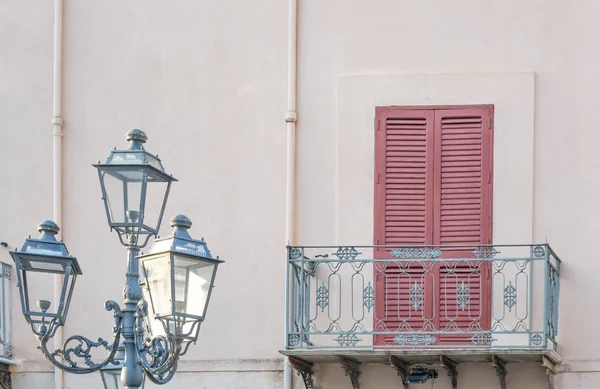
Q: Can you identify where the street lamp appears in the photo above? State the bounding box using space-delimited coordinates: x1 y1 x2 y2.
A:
10 130 223 388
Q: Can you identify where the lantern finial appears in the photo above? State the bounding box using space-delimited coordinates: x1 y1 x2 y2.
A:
37 220 60 240
170 215 192 229
170 215 192 239
126 129 148 150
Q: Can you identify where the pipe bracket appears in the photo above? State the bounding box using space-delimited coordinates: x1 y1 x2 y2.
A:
285 110 298 123
52 116 64 126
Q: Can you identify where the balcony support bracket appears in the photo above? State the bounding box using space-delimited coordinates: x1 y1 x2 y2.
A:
339 356 361 389
289 357 315 389
491 356 507 389
389 356 409 389
441 355 459 389
542 356 557 389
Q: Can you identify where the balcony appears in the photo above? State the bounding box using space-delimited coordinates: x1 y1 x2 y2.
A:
282 244 561 389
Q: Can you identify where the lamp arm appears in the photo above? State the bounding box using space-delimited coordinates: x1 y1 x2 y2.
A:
134 300 181 384
36 300 123 374
144 361 178 385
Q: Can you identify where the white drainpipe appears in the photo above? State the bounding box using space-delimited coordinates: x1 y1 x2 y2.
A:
52 0 64 388
284 0 298 387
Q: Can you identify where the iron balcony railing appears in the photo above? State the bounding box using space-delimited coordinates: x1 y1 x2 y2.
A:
286 244 560 351
0 262 11 359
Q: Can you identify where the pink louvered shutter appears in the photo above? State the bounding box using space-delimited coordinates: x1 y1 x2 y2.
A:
433 107 493 343
433 108 493 248
373 108 434 345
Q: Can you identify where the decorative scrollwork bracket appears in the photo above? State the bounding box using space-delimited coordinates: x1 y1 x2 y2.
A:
542 356 557 389
441 356 459 389
36 300 123 374
390 356 409 389
0 367 10 389
491 356 507 389
134 300 180 384
340 356 361 389
289 357 315 389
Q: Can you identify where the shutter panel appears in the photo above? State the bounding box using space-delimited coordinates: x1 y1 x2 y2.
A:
374 108 434 345
434 108 492 248
433 107 493 342
374 108 434 249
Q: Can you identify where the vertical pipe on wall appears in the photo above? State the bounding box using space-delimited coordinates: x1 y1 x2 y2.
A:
285 0 298 241
284 0 298 387
52 0 64 388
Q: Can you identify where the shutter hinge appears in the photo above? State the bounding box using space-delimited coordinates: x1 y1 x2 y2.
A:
488 116 491 129
376 118 380 131
376 173 380 184
488 172 492 183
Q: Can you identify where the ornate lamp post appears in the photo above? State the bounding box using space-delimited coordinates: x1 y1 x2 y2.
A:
10 130 223 388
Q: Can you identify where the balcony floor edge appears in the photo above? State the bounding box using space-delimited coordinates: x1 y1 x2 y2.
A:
280 348 561 365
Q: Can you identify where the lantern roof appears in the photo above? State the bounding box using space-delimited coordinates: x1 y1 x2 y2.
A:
93 129 177 181
12 220 82 275
147 215 222 262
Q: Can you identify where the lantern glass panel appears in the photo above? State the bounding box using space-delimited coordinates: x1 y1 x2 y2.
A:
22 270 54 315
100 345 146 389
18 254 75 274
140 281 166 337
100 369 146 389
172 255 216 318
142 256 172 316
23 260 65 273
145 154 164 172
22 240 67 256
107 151 145 165
141 171 170 232
100 169 145 225
20 264 76 324
100 370 120 389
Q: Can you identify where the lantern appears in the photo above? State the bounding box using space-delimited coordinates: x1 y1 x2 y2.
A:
139 215 222 345
10 220 82 338
94 129 177 246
